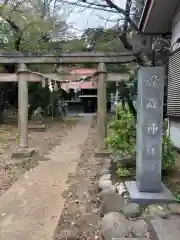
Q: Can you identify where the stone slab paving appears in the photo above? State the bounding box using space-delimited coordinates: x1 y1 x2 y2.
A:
117 239 147 240
0 115 92 240
150 219 180 240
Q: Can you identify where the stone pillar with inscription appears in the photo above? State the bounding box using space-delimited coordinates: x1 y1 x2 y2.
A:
136 67 164 192
126 67 176 204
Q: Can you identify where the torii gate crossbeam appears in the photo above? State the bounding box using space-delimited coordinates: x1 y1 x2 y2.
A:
0 51 135 63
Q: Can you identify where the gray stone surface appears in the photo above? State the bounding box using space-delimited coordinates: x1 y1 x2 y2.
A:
98 179 112 190
136 67 164 192
168 203 180 215
126 181 176 205
148 204 170 219
11 148 36 159
94 149 112 158
123 203 141 218
100 193 124 216
110 151 135 168
112 239 146 240
54 224 81 240
28 124 47 132
101 212 131 240
100 168 110 177
150 219 180 240
131 219 148 238
100 186 116 199
99 174 111 181
103 158 111 169
168 215 180 220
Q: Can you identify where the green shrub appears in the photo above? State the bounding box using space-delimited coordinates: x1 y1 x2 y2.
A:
106 104 136 158
176 194 180 202
107 104 176 173
162 120 176 172
116 167 131 177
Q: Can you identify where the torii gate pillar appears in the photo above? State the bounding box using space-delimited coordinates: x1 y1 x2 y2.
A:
12 63 35 159
18 63 28 148
95 62 111 157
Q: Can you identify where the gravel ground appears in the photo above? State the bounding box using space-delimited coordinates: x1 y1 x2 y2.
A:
54 118 104 240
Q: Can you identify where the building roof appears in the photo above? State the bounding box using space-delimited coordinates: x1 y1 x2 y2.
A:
70 68 97 75
139 0 179 34
61 68 97 91
61 81 97 91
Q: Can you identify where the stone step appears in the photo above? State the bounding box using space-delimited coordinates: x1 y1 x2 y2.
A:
28 124 47 131
150 219 180 240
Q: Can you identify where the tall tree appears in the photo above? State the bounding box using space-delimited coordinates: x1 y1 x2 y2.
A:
0 0 69 121
59 0 154 65
0 0 68 51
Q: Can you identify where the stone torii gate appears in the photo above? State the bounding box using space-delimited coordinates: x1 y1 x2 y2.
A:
0 52 134 158
0 65 100 157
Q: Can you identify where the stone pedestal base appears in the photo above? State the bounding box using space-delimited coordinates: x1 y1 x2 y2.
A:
94 148 112 158
125 181 176 205
28 124 47 132
11 147 36 160
150 219 180 240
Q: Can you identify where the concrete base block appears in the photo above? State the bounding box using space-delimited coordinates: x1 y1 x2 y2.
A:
28 124 47 132
94 148 112 158
149 219 180 240
11 147 36 160
125 181 176 205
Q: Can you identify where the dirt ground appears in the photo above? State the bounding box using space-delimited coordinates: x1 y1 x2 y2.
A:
0 117 78 197
53 118 103 240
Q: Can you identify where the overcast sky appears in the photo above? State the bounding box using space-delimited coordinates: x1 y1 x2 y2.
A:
66 0 126 36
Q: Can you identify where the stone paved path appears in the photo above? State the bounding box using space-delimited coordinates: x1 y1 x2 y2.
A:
0 115 92 240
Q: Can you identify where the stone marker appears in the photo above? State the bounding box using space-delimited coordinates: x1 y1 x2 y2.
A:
30 107 44 123
126 67 176 204
28 107 46 131
136 67 164 192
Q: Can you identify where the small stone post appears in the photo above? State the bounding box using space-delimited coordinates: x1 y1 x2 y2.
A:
18 63 28 148
97 62 107 151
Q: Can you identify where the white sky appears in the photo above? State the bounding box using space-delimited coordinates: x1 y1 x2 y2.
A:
66 0 126 36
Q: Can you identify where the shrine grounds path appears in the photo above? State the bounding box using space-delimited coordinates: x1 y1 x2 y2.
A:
0 115 93 240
